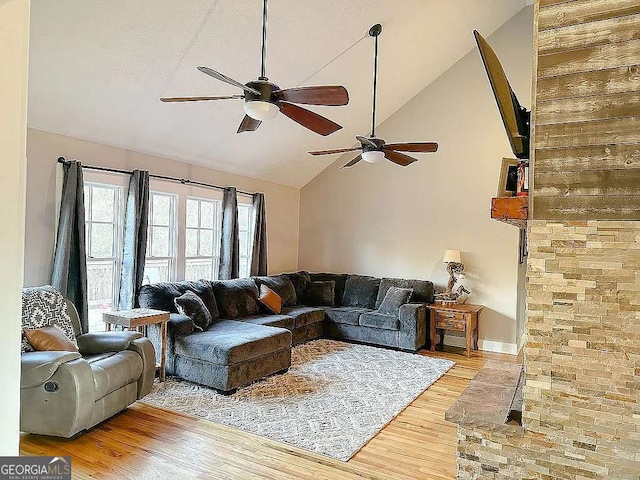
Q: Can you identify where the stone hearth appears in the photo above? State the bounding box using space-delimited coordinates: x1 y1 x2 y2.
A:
446 361 524 478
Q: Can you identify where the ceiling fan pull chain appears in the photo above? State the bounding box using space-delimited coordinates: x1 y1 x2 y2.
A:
259 0 269 80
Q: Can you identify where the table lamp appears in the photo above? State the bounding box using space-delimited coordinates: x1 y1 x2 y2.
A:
443 249 464 294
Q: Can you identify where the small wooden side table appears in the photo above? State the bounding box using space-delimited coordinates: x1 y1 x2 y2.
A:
103 308 170 381
427 303 483 357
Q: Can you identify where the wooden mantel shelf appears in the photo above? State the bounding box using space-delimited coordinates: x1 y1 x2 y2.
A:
491 196 528 228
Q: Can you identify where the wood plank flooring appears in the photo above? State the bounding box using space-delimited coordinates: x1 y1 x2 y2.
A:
20 347 518 480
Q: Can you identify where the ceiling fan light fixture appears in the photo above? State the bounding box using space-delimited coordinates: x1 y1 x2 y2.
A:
362 150 385 163
243 100 279 121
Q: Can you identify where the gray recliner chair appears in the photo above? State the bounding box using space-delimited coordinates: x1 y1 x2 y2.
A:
20 298 156 437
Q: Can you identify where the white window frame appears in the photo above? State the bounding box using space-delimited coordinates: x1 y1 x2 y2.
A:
145 191 178 283
184 196 222 281
78 172 258 324
83 172 127 332
237 199 255 278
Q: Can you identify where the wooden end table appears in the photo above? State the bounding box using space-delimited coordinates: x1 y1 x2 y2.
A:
427 303 483 357
103 308 170 381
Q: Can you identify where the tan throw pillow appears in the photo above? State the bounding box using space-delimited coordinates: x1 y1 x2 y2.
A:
258 284 282 315
23 326 78 352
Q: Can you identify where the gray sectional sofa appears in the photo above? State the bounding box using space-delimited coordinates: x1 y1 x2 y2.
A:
138 272 433 393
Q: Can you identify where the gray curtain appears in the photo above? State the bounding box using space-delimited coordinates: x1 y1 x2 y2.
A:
219 187 239 280
118 170 150 310
250 193 267 276
52 160 89 333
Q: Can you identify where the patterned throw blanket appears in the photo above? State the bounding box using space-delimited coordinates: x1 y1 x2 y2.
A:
21 285 75 353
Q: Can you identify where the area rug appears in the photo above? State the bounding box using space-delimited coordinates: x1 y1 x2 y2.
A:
143 339 454 461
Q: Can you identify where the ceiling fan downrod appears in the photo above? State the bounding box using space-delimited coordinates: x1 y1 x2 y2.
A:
369 23 382 138
259 0 269 81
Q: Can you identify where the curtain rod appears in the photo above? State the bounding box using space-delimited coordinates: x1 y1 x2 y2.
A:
57 157 257 197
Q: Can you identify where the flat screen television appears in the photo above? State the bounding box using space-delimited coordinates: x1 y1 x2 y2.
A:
474 30 530 160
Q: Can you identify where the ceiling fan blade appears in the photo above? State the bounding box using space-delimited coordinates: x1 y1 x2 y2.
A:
308 147 360 156
356 135 378 148
278 101 342 136
275 86 349 106
237 115 262 133
384 142 439 153
341 155 363 169
384 150 419 167
197 66 260 95
160 95 244 102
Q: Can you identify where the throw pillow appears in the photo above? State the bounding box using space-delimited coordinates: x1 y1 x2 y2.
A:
309 273 349 307
305 281 335 307
378 286 413 316
176 280 220 320
21 285 76 353
254 275 297 307
23 326 78 352
258 285 282 314
375 278 434 308
174 291 213 332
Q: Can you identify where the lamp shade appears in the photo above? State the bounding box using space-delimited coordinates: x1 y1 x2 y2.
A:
243 100 279 121
361 150 385 163
443 249 461 264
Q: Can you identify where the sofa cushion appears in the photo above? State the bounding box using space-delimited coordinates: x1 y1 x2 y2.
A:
174 291 213 331
283 271 310 304
309 273 349 306
138 282 182 313
234 314 294 330
209 278 259 319
359 312 400 331
378 287 413 316
174 281 219 320
324 306 372 326
342 275 381 309
89 350 143 399
280 306 325 329
258 285 282 314
254 275 297 307
139 281 220 319
375 278 434 308
304 281 335 307
174 320 291 365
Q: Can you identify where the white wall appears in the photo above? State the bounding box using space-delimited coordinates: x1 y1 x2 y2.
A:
298 7 533 354
0 0 29 455
24 129 300 286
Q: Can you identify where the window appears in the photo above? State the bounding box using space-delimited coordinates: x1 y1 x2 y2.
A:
84 183 123 332
238 202 254 278
82 175 254 329
185 197 221 281
144 192 177 284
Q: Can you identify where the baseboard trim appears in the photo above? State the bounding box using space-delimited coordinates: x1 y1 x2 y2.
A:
443 334 518 355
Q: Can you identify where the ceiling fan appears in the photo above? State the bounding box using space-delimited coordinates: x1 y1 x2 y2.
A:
160 0 349 136
309 24 438 167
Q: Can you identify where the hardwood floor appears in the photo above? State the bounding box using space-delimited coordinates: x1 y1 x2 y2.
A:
20 347 519 480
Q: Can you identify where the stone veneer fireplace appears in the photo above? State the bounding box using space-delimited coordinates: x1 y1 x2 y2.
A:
446 1 640 477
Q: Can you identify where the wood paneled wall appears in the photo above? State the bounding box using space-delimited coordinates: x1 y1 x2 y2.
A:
532 0 640 220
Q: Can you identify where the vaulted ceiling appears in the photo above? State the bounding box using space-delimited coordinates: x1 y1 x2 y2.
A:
28 0 528 187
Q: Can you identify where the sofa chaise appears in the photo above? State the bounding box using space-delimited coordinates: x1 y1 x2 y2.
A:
138 272 434 393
